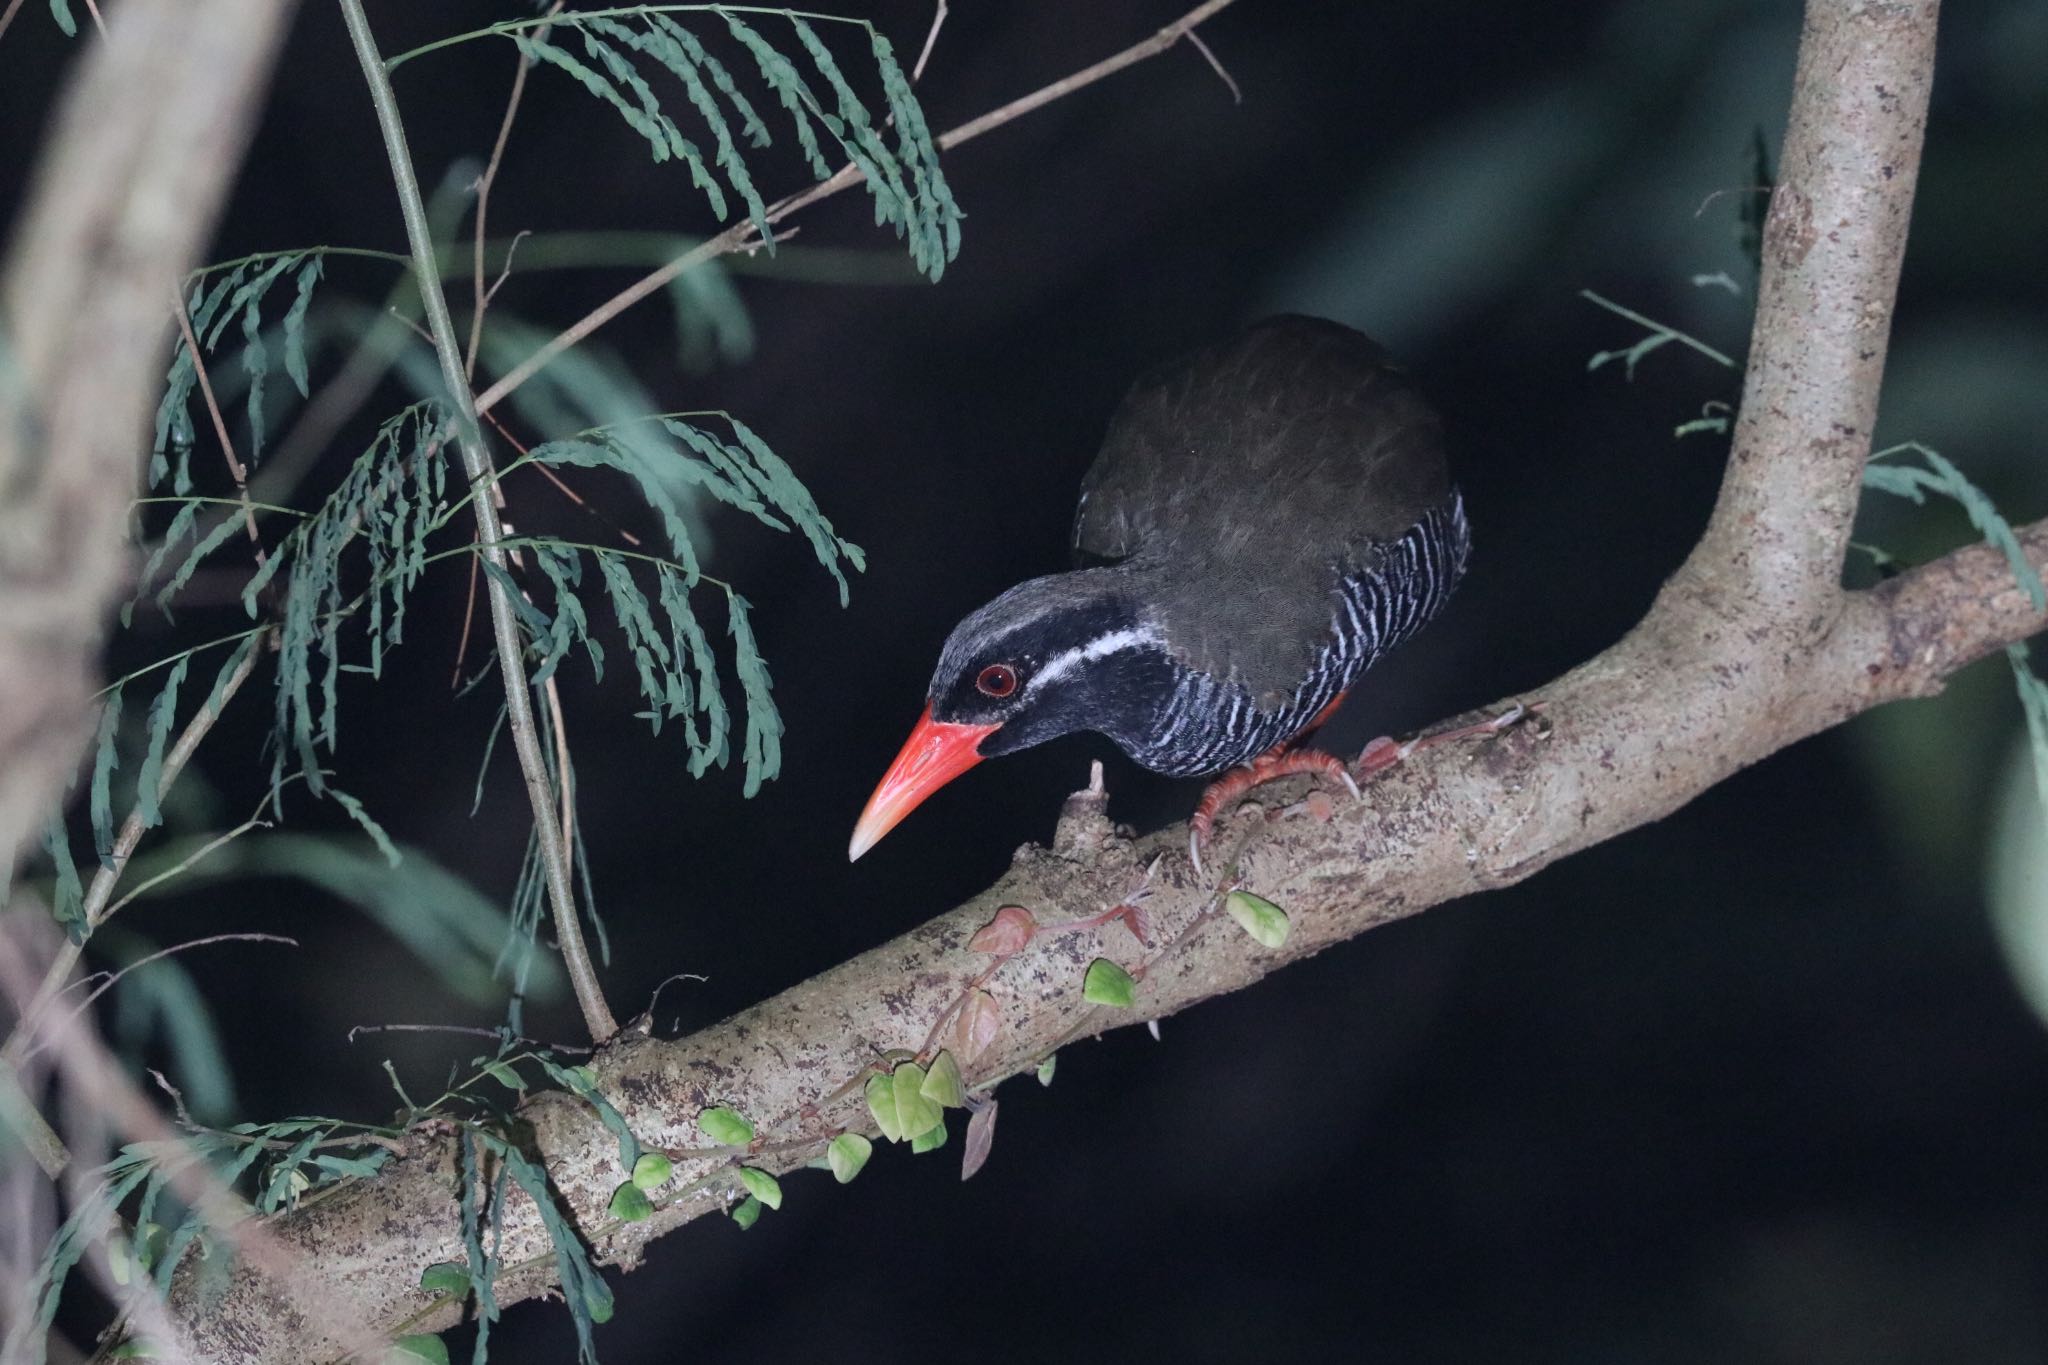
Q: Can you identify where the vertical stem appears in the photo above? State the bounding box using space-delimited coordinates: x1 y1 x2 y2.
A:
337 0 617 1042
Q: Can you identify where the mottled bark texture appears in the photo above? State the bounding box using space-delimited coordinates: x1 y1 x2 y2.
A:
0 0 298 868
146 2 2048 1358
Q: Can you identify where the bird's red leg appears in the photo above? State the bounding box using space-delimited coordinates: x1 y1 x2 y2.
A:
1188 691 1360 877
1188 700 1532 879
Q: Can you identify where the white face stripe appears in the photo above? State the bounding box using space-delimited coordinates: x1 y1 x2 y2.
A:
1026 625 1160 696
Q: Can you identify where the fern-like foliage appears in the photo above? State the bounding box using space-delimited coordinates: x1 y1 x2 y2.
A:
509 8 963 280
242 403 449 803
153 253 326 493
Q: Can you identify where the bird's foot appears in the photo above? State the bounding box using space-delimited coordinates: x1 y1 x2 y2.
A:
1188 749 1361 879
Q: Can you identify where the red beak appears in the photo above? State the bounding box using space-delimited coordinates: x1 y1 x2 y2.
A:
849 704 998 861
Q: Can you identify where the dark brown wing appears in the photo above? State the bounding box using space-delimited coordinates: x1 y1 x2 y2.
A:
1071 316 1454 702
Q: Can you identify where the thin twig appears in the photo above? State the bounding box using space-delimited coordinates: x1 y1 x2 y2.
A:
100 817 270 920
483 228 533 309
473 0 1242 418
1184 28 1241 103
911 0 947 83
347 1022 592 1053
0 0 31 46
341 0 618 1044
70 933 297 1018
170 296 266 565
467 3 562 380
1579 289 1738 369
452 528 482 689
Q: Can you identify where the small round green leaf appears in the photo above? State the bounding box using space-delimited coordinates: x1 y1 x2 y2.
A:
386 1336 450 1365
910 1120 948 1154
730 1194 762 1230
1224 889 1292 949
585 1279 616 1324
865 1072 904 1142
1036 1053 1057 1086
891 1062 944 1141
738 1166 783 1210
919 1050 966 1108
631 1152 673 1191
828 1132 872 1184
608 1181 653 1222
1082 957 1137 1007
418 1262 469 1298
698 1105 755 1147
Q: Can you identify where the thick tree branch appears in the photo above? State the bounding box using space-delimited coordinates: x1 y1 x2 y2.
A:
0 0 297 866
157 3 2048 1359
1680 0 1936 632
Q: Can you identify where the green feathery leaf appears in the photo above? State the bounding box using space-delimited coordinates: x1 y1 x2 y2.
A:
133 657 190 832
90 687 124 866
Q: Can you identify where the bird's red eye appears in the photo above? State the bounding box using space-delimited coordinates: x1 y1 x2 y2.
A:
975 663 1019 698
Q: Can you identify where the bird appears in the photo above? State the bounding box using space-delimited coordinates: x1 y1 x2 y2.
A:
848 315 1471 868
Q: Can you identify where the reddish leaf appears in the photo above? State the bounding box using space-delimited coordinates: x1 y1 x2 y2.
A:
1117 900 1153 947
961 1100 998 1181
952 989 1002 1063
968 905 1037 956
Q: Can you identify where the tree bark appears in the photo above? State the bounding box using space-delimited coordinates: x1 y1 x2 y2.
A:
156 1 2048 1359
0 0 298 868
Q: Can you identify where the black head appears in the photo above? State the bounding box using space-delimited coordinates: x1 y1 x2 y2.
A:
848 569 1176 859
928 571 1172 756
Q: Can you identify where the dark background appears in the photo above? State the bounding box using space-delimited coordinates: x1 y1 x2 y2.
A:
7 1 2048 1360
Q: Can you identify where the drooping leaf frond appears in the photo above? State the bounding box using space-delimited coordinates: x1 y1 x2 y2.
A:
503 8 962 280
260 402 447 801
